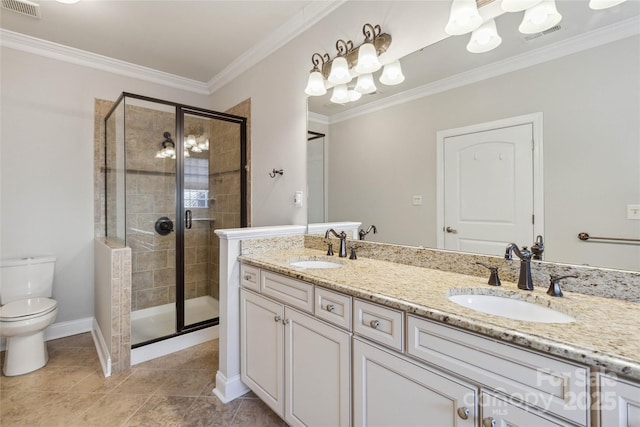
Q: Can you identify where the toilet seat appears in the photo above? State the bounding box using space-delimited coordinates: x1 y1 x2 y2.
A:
0 297 57 322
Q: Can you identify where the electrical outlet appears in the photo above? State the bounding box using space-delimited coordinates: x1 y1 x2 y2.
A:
412 195 423 206
628 204 640 220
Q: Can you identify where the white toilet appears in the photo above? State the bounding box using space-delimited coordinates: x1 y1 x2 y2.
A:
0 256 58 376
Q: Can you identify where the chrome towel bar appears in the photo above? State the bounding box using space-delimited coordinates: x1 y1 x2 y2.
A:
578 232 640 244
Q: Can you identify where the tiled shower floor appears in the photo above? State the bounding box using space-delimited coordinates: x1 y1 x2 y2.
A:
0 333 285 426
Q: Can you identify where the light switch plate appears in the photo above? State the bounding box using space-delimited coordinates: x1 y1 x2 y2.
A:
294 191 303 207
628 204 640 220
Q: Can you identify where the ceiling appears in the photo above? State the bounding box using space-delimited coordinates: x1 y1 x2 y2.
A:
0 0 333 83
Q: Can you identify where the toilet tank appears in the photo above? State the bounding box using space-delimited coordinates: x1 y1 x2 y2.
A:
0 256 56 305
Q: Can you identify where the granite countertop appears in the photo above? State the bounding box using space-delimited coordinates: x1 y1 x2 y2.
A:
239 247 640 381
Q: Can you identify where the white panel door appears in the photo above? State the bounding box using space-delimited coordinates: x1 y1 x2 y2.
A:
444 124 534 256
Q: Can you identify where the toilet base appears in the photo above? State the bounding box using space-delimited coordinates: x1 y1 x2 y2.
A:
3 331 49 376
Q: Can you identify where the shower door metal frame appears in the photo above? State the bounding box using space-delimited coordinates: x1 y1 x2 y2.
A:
105 92 248 348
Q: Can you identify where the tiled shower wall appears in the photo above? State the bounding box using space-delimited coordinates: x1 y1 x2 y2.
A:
94 97 250 313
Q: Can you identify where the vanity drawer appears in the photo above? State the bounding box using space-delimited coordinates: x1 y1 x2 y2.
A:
240 264 260 292
353 299 404 351
260 271 314 314
407 316 589 426
315 287 352 331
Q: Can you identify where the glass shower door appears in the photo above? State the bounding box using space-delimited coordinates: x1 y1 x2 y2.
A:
124 97 178 345
181 109 244 329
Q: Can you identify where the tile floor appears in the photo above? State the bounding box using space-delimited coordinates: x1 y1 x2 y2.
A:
0 333 285 426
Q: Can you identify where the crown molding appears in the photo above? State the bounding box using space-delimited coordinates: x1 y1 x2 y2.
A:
0 0 346 96
0 29 210 95
308 112 330 126
207 0 346 94
328 16 640 124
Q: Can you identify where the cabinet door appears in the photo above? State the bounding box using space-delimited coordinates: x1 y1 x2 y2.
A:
240 289 284 416
284 307 351 427
599 373 640 427
353 338 477 427
482 391 575 427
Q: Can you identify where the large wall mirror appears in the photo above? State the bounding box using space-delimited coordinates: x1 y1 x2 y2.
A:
307 1 640 271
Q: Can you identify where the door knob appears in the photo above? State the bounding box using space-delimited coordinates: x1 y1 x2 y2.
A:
446 226 458 234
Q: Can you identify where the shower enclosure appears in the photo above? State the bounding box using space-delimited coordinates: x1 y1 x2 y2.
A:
104 93 247 347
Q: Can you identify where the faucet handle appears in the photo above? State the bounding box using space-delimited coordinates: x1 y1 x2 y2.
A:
547 275 578 297
326 242 334 256
476 262 501 286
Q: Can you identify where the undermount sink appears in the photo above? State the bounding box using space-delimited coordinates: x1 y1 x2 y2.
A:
289 259 344 269
448 293 575 323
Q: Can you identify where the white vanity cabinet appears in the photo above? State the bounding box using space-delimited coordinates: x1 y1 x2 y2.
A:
353 337 478 426
598 373 640 426
406 315 590 426
239 267 351 427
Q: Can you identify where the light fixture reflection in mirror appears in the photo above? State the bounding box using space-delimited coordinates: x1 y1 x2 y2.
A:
467 18 502 53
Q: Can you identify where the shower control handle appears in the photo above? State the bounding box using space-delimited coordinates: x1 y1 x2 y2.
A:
185 210 192 229
154 217 174 236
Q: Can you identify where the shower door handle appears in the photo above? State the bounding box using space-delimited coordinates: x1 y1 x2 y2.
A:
185 210 192 229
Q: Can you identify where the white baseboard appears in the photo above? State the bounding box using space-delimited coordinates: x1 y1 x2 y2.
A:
0 317 93 351
131 325 219 366
91 318 111 377
213 371 250 403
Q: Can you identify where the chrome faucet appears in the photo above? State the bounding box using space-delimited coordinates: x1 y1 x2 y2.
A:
505 244 534 291
325 229 348 257
359 225 377 240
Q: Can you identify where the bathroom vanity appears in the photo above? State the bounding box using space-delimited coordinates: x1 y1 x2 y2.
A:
237 237 640 427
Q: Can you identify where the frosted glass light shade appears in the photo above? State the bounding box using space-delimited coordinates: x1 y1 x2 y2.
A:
379 60 405 85
330 84 350 104
467 19 502 53
355 43 382 74
501 0 543 12
519 0 562 34
328 56 351 84
589 0 627 9
305 71 327 96
445 0 483 35
354 73 377 94
348 90 362 102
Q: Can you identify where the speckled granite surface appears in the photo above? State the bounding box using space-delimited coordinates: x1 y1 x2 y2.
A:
239 240 640 381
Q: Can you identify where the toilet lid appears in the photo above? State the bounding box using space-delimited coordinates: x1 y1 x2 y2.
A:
0 297 57 320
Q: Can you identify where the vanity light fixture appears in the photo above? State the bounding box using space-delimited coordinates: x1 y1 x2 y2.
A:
379 60 405 85
305 23 403 104
156 131 209 159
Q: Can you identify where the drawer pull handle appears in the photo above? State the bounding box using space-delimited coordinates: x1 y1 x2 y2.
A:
457 407 470 420
244 274 252 281
326 304 335 312
482 417 496 427
370 320 380 329
274 316 281 323
283 319 290 325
